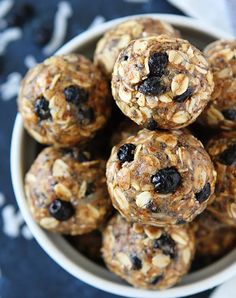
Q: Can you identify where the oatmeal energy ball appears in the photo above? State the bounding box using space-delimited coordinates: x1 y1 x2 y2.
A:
106 129 216 226
201 40 236 130
94 18 180 78
112 35 214 130
207 132 236 226
18 54 111 147
192 211 236 265
25 147 111 235
102 214 195 289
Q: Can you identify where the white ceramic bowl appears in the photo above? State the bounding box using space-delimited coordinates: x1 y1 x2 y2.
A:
11 14 236 298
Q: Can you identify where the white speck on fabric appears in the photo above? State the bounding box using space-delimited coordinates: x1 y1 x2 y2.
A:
0 72 22 101
123 0 151 3
0 28 22 55
0 192 5 207
24 55 37 69
2 205 24 238
43 1 73 55
21 225 33 240
88 15 105 29
0 0 14 19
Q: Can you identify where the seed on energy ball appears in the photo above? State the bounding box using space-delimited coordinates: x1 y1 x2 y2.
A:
219 144 236 166
146 119 158 130
195 182 211 203
151 167 182 194
77 106 95 125
130 255 142 270
64 85 88 105
153 234 176 259
138 76 166 96
34 97 51 120
173 87 193 103
117 143 136 164
48 199 75 221
222 109 236 121
148 52 168 76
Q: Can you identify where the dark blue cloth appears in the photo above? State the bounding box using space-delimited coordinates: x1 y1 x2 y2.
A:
0 0 212 297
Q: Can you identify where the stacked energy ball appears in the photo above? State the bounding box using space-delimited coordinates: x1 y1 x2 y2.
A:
18 18 236 290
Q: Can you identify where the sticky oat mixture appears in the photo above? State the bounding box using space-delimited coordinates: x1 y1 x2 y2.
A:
102 214 195 289
106 129 216 226
94 18 180 78
207 131 236 226
112 35 214 129
201 40 236 130
18 54 111 147
25 147 112 235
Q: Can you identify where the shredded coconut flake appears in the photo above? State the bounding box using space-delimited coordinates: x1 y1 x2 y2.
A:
21 225 33 240
0 27 22 55
0 192 5 207
2 205 24 238
0 72 22 101
0 0 14 19
24 55 37 69
88 15 105 29
43 1 72 55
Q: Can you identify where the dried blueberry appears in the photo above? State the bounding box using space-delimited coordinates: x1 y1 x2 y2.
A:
123 55 129 61
173 87 193 102
64 85 89 105
138 76 166 96
78 106 94 125
148 52 168 77
117 143 136 164
49 199 75 221
195 183 211 203
130 255 142 270
20 3 35 19
153 234 176 259
146 119 158 131
85 182 95 196
150 275 163 285
219 144 236 166
151 167 182 194
34 97 51 120
7 13 25 27
222 109 236 121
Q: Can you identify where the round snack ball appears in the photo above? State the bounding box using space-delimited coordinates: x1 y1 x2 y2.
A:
106 129 216 226
112 35 214 130
192 211 236 270
111 119 140 147
102 214 195 290
207 131 236 226
94 18 180 78
18 54 111 147
25 147 112 235
201 40 236 130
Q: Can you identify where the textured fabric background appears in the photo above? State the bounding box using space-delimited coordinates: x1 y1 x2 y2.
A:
0 0 213 297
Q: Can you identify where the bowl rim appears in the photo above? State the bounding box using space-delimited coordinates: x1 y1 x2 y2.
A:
11 13 236 298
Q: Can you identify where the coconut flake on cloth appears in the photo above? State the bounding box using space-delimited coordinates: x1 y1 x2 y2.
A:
0 72 22 101
43 1 73 55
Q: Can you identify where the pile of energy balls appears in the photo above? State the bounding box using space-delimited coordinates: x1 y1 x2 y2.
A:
18 18 236 290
